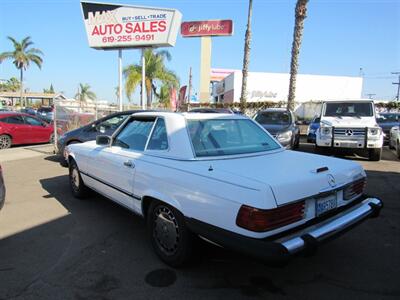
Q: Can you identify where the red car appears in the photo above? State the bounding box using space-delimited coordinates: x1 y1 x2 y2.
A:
0 112 54 149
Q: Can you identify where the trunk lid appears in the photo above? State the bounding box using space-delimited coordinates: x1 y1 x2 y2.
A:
208 150 364 205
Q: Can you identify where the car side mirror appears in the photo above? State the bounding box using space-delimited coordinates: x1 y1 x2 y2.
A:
96 135 111 146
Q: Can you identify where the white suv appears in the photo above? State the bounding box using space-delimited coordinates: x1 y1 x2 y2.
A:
316 100 383 161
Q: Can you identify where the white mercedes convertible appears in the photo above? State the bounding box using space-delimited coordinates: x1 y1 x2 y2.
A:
64 112 382 266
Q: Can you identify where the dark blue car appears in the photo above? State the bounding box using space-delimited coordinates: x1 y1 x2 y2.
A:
307 116 320 143
377 113 400 145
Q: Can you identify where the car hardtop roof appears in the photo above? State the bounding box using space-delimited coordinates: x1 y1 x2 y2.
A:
323 99 374 103
0 111 31 118
259 108 291 112
131 111 248 120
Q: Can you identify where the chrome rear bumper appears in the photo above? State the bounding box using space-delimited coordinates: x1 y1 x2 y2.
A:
279 197 382 254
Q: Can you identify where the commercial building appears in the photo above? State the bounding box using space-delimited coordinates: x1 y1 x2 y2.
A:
211 70 363 118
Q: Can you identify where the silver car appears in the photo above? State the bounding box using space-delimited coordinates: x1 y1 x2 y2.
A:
0 164 5 210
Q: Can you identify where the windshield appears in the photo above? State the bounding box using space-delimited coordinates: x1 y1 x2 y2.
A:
187 119 280 157
255 111 291 125
377 113 399 123
324 102 373 117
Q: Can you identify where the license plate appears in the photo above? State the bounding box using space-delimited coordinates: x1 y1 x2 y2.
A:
316 194 337 216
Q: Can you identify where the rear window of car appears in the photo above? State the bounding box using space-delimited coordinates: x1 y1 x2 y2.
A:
377 114 399 123
187 119 280 157
2 116 25 124
255 111 291 125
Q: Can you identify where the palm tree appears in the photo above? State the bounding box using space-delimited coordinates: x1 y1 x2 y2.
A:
124 49 179 108
240 0 253 113
287 0 309 111
0 36 43 107
158 84 171 109
75 83 96 109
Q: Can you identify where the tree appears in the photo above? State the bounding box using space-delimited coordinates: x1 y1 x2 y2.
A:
75 83 96 109
0 77 21 92
124 49 179 108
240 0 253 113
287 0 309 111
0 36 43 107
157 84 171 108
43 83 54 94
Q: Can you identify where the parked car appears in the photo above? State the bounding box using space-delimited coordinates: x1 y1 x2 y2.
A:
389 126 400 158
254 108 300 149
0 112 54 149
0 164 5 211
307 116 320 143
65 112 382 267
37 106 54 123
316 100 384 161
377 113 400 146
57 110 144 166
20 107 37 116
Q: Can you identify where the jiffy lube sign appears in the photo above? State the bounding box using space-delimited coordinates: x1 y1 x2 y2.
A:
181 20 233 37
81 1 182 49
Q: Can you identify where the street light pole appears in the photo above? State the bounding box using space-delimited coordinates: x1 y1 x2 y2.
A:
118 49 123 111
141 48 146 110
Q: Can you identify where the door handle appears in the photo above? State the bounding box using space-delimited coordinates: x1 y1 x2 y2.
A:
123 160 135 168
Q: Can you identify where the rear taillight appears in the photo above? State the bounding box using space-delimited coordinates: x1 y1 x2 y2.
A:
236 201 305 232
344 178 366 200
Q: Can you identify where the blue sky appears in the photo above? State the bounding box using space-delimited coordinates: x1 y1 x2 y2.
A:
0 0 399 104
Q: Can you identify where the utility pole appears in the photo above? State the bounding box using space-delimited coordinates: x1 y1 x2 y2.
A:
392 72 400 101
366 93 376 99
187 67 192 111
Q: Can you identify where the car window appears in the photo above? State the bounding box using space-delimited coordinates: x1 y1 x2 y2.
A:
147 118 168 151
187 119 280 157
113 118 155 151
3 116 24 124
255 111 291 125
97 115 128 131
24 116 43 126
324 102 373 117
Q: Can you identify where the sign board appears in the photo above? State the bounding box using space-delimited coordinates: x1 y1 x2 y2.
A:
181 20 233 37
81 1 182 49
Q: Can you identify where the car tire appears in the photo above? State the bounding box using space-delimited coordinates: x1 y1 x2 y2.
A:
147 201 194 267
397 141 400 159
0 134 12 149
293 135 300 149
49 133 54 144
368 148 382 161
315 145 328 155
69 159 89 199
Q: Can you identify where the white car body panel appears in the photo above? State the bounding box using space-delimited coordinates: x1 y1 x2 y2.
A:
67 112 368 239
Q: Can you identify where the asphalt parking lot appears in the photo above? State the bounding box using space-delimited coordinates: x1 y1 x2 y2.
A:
0 142 399 300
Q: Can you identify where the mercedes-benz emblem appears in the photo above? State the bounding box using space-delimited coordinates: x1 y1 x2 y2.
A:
327 174 336 187
345 129 353 136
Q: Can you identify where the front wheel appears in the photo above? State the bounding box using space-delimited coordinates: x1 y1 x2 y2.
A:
397 141 400 159
368 148 382 161
147 201 194 267
69 159 89 198
0 135 12 149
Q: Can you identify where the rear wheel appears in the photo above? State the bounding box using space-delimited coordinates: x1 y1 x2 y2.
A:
69 159 89 198
147 201 194 267
368 148 382 161
49 133 54 144
0 135 11 149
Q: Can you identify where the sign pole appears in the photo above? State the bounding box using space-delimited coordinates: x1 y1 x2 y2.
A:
118 49 123 111
141 48 146 110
